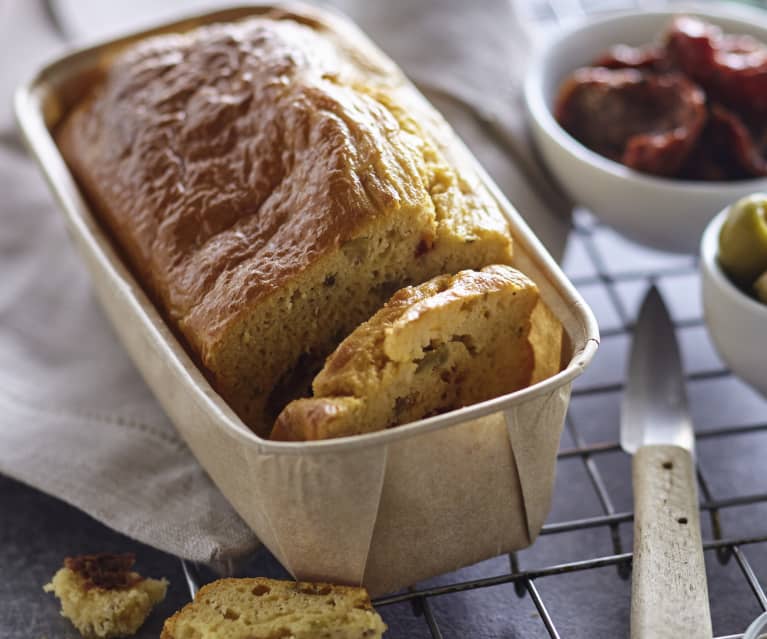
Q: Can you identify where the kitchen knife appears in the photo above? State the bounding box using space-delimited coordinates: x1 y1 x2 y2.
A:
621 285 712 639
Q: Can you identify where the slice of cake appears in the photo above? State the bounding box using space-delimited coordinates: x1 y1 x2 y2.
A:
271 265 539 440
160 577 387 639
43 553 167 638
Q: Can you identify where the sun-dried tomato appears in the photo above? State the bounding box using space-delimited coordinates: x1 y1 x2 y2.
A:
709 105 767 177
554 16 767 180
555 68 706 176
667 16 767 118
593 44 667 71
65 553 143 590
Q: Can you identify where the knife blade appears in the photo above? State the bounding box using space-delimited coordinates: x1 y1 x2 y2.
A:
621 285 712 639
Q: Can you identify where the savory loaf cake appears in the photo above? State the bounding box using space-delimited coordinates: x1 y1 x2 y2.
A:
44 553 167 638
56 9 514 436
160 577 387 639
272 265 538 441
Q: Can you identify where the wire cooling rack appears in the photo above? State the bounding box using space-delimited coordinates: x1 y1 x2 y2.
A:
180 1 767 636
371 209 767 639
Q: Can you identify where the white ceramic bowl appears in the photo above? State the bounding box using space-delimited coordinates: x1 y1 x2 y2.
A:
701 209 767 398
524 8 767 254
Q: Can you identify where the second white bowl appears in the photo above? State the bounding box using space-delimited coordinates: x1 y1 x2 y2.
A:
701 209 767 398
524 8 767 254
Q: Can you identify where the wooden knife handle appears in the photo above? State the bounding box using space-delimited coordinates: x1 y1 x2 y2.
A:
631 444 712 639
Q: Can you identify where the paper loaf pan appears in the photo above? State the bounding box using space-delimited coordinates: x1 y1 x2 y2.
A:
15 3 599 596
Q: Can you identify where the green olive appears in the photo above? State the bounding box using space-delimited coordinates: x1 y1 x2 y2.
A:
755 271 767 305
718 194 767 284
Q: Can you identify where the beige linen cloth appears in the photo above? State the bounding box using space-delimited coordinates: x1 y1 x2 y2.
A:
0 0 570 567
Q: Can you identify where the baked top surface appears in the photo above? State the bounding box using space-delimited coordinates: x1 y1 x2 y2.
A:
57 9 513 361
57 12 455 346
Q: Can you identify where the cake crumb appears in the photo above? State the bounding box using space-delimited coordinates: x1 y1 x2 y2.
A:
44 553 167 638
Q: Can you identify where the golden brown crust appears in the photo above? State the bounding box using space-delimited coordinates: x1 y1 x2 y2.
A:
273 397 360 441
57 14 407 347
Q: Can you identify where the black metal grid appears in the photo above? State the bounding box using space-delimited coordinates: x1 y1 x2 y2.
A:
366 212 767 639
